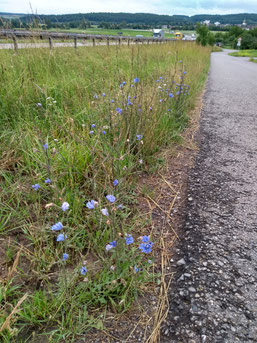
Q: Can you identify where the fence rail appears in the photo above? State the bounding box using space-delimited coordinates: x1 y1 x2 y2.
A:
0 29 176 50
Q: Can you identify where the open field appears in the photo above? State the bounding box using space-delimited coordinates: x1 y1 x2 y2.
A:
0 42 210 342
2 27 174 38
229 49 257 57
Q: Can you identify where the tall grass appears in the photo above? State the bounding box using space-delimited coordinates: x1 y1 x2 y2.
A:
0 42 210 341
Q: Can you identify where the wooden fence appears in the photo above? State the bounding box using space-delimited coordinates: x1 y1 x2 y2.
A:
0 29 176 51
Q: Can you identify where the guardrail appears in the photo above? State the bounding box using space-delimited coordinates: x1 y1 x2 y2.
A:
0 29 176 50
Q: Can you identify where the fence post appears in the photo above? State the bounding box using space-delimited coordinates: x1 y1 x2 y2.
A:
92 38 95 47
119 38 121 46
127 39 130 46
12 36 18 51
48 37 52 49
74 37 77 49
107 37 109 47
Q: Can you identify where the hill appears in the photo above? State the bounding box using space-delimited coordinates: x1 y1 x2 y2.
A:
1 12 257 26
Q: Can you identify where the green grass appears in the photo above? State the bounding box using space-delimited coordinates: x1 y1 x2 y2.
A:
0 42 210 341
48 27 175 38
249 57 257 63
229 49 257 57
211 46 223 52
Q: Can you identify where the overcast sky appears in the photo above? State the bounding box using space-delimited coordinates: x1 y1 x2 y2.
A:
1 0 257 16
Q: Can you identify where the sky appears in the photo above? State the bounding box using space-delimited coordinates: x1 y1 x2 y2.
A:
1 0 257 16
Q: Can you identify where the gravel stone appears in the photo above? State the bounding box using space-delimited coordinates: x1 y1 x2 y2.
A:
177 258 186 266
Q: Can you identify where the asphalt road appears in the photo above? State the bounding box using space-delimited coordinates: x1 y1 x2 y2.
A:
161 50 257 342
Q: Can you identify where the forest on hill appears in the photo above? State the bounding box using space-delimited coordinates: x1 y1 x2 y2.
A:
1 12 257 29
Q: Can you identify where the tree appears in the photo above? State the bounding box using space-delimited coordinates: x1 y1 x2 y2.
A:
45 19 52 29
196 23 215 46
229 26 243 38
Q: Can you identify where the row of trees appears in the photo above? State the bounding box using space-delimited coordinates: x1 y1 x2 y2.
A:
196 24 257 49
2 12 257 29
213 26 257 49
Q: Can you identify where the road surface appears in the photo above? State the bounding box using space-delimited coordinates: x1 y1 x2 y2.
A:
162 50 257 342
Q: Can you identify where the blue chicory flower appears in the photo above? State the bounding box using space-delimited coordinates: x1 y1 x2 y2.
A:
136 135 143 141
105 241 117 251
86 200 96 209
44 178 51 184
117 204 123 209
102 130 106 135
80 266 87 275
133 77 139 83
57 233 67 242
102 93 105 97
125 234 134 245
43 143 48 150
122 81 126 85
115 108 122 114
111 99 114 103
62 253 69 261
101 208 109 216
113 179 118 187
169 93 173 98
139 241 153 254
51 222 63 231
32 184 40 191
134 265 140 272
91 124 96 128
141 235 150 243
176 91 180 95
89 130 94 134
106 195 116 203
61 202 69 212
37 102 42 107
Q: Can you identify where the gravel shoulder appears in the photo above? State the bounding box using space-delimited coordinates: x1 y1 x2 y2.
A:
161 50 257 342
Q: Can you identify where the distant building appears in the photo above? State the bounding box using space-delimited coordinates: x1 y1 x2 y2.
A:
162 25 168 29
242 19 247 27
214 21 220 26
203 20 211 26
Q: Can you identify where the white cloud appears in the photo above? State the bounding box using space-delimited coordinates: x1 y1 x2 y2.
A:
1 0 155 14
1 0 257 15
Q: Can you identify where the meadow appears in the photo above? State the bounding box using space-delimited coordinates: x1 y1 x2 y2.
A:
229 49 257 57
0 42 210 342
